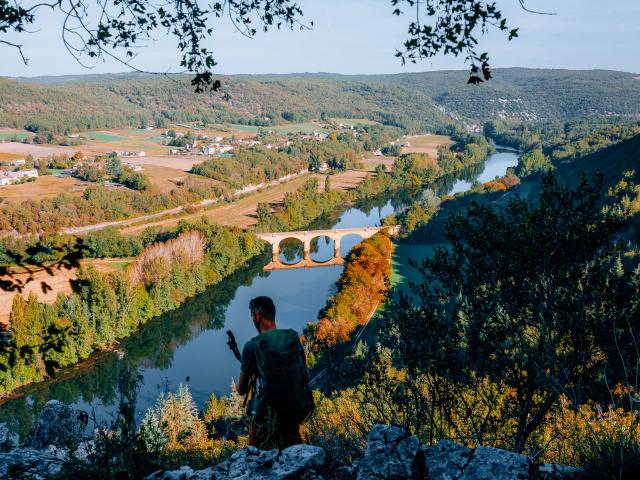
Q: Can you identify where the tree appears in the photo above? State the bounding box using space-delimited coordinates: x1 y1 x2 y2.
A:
381 174 639 452
0 1 546 91
517 146 553 177
324 175 331 193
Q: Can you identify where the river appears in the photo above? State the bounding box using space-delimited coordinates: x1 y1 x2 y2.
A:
0 148 519 437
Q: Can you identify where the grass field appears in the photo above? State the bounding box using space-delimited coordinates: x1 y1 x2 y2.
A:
401 134 452 158
0 142 80 160
86 131 128 142
330 118 379 126
0 151 26 161
0 175 85 203
0 131 34 141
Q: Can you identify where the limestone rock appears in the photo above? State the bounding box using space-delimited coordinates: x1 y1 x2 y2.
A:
0 423 18 452
424 440 474 479
270 444 326 478
464 445 529 480
537 463 584 480
0 447 64 479
146 465 216 480
356 424 419 480
25 400 88 449
146 444 326 480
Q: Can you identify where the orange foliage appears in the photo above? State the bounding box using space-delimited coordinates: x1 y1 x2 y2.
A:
310 233 393 349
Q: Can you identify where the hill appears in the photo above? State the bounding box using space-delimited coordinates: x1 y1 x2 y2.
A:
2 69 640 135
357 68 640 123
0 74 451 135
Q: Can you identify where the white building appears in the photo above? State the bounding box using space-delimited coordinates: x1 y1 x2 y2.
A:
0 169 38 185
10 159 26 167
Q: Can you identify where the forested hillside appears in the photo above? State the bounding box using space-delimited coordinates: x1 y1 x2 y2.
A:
2 69 639 135
360 69 640 122
0 74 451 134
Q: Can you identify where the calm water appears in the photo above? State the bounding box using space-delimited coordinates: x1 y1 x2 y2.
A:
0 149 518 435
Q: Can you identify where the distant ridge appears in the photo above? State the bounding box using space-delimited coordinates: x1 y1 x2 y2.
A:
1 68 639 134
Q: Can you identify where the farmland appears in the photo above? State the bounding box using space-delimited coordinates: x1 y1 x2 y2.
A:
0 175 85 203
400 134 452 157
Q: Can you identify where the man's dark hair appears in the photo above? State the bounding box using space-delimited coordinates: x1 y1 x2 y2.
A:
250 296 276 320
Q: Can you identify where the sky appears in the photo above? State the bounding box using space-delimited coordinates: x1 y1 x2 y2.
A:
0 0 639 77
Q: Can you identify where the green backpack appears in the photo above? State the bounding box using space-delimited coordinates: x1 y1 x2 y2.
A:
253 328 315 424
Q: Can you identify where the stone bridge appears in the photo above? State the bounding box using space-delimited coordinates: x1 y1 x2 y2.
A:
256 225 399 270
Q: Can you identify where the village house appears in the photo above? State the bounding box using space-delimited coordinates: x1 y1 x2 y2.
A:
0 169 38 185
202 143 234 155
9 159 26 167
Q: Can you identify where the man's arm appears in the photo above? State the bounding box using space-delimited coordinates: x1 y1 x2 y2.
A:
237 370 251 396
237 341 255 396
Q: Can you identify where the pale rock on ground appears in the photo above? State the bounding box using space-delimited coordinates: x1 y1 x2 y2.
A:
0 403 582 480
147 424 583 480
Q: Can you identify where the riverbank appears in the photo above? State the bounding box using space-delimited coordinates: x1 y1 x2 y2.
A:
0 143 514 434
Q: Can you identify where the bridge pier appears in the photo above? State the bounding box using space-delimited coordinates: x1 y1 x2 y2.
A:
303 238 312 261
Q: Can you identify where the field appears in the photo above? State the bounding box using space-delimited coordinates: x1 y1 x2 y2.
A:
222 122 328 135
330 118 380 126
0 129 34 141
0 142 80 160
137 164 219 193
0 175 85 203
125 155 207 172
401 134 452 157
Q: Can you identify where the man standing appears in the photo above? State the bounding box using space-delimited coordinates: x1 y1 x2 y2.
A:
237 296 315 450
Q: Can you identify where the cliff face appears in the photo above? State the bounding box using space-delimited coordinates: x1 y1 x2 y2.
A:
0 401 581 480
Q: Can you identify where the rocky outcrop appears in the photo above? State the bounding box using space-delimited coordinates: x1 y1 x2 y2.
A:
0 446 66 479
146 444 326 480
146 424 582 480
0 401 87 479
0 412 581 480
25 400 88 449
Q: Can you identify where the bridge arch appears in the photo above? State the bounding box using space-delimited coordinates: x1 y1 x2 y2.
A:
309 235 336 264
278 237 304 265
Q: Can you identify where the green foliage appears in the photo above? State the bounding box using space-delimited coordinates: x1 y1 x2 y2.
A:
192 146 306 190
0 220 265 395
381 174 639 453
85 227 144 257
517 146 553 177
380 144 401 156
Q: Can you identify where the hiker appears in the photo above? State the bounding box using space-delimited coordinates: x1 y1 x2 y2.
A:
237 296 315 450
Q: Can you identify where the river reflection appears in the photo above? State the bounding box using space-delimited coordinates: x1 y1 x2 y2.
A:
0 148 518 436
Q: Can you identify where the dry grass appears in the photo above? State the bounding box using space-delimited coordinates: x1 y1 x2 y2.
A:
401 134 452 157
0 142 80 160
127 155 208 172
0 152 26 161
0 175 86 203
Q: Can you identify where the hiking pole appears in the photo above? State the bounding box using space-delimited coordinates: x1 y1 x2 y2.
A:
226 330 242 361
226 330 255 408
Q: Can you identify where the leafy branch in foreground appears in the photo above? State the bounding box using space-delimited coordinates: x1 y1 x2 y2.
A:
0 0 308 92
0 0 552 89
391 0 552 83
